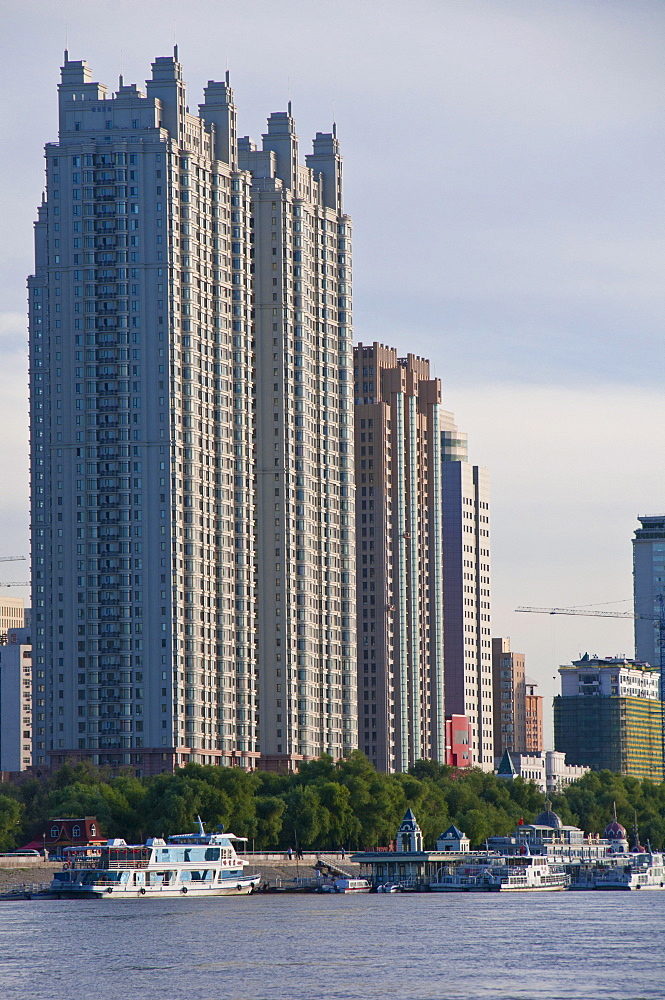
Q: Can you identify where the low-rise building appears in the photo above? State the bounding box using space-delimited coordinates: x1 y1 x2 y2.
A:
352 809 472 887
45 817 105 856
495 749 589 794
487 802 630 862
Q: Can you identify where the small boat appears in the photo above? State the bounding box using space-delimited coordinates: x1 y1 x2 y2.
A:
594 850 665 891
50 817 260 899
320 877 371 893
376 882 400 893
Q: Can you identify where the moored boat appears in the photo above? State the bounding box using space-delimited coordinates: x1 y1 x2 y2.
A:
50 818 260 899
430 855 569 892
319 877 371 893
594 850 665 891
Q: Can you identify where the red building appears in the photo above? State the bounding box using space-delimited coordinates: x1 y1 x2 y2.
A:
45 817 105 854
445 715 471 768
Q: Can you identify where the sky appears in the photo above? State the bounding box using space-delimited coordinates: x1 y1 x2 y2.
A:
1 0 663 746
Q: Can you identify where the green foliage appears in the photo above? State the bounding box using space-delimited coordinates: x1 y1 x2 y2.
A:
4 755 665 851
0 794 23 851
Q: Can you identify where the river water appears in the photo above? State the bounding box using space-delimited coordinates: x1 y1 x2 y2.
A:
1 892 664 1000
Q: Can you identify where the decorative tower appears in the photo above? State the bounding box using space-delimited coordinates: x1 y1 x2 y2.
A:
395 808 424 853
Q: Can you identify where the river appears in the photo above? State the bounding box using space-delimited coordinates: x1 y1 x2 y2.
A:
1 891 663 999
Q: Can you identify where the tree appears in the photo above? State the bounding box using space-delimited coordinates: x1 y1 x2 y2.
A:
0 795 22 851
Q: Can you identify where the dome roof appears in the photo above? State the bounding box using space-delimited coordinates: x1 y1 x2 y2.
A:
534 799 563 829
604 804 626 840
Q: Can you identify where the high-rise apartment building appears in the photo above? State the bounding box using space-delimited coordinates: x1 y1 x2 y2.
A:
29 51 352 776
29 51 256 775
243 111 356 770
491 637 525 755
633 515 665 670
353 344 444 772
0 627 33 772
554 654 663 780
441 413 494 768
525 677 544 753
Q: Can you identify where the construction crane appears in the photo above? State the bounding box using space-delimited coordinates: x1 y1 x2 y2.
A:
516 598 665 772
0 582 30 588
0 556 26 563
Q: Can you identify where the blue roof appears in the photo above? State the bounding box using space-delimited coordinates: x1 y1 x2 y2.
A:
441 824 466 839
496 750 518 776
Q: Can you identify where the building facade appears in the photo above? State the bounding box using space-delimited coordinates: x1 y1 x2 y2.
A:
525 677 544 753
491 637 525 755
633 515 665 671
353 344 444 772
29 51 353 775
554 654 663 780
441 413 493 769
0 627 32 772
0 598 25 637
495 748 588 794
245 110 356 770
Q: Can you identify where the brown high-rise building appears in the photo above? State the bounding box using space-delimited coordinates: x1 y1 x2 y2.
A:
525 677 544 753
354 344 444 772
492 637 526 755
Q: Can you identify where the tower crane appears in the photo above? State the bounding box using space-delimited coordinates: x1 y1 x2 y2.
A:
0 582 30 588
516 598 665 773
0 556 26 563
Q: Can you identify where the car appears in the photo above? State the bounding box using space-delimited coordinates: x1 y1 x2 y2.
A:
9 850 41 857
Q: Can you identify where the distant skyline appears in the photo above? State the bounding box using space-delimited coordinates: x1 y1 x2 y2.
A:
2 0 664 747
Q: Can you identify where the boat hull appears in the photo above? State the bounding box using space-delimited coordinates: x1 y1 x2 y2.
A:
52 877 260 899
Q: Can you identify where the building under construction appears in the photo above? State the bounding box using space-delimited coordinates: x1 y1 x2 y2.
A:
554 654 663 782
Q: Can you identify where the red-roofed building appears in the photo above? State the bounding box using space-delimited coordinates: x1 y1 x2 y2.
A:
44 817 105 853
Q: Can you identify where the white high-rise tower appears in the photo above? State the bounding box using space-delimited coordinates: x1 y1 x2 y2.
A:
29 51 356 776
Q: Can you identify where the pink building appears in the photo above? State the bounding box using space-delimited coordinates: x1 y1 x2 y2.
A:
445 714 471 768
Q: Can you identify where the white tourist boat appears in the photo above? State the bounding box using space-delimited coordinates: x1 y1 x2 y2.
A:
50 818 260 899
594 850 665 891
430 855 569 892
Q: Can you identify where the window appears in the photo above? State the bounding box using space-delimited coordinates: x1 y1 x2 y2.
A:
72 825 81 838
50 825 59 839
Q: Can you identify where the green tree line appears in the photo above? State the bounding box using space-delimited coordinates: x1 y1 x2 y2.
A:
0 752 663 851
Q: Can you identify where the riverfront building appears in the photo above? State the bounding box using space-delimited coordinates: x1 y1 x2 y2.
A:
495 749 588 795
633 515 665 670
554 654 663 781
441 413 494 769
29 51 353 775
353 344 444 772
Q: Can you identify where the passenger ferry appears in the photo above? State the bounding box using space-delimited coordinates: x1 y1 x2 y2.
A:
594 850 665 891
430 855 569 892
50 818 260 899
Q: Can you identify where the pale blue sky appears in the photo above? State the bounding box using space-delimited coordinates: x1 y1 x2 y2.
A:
1 0 663 743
